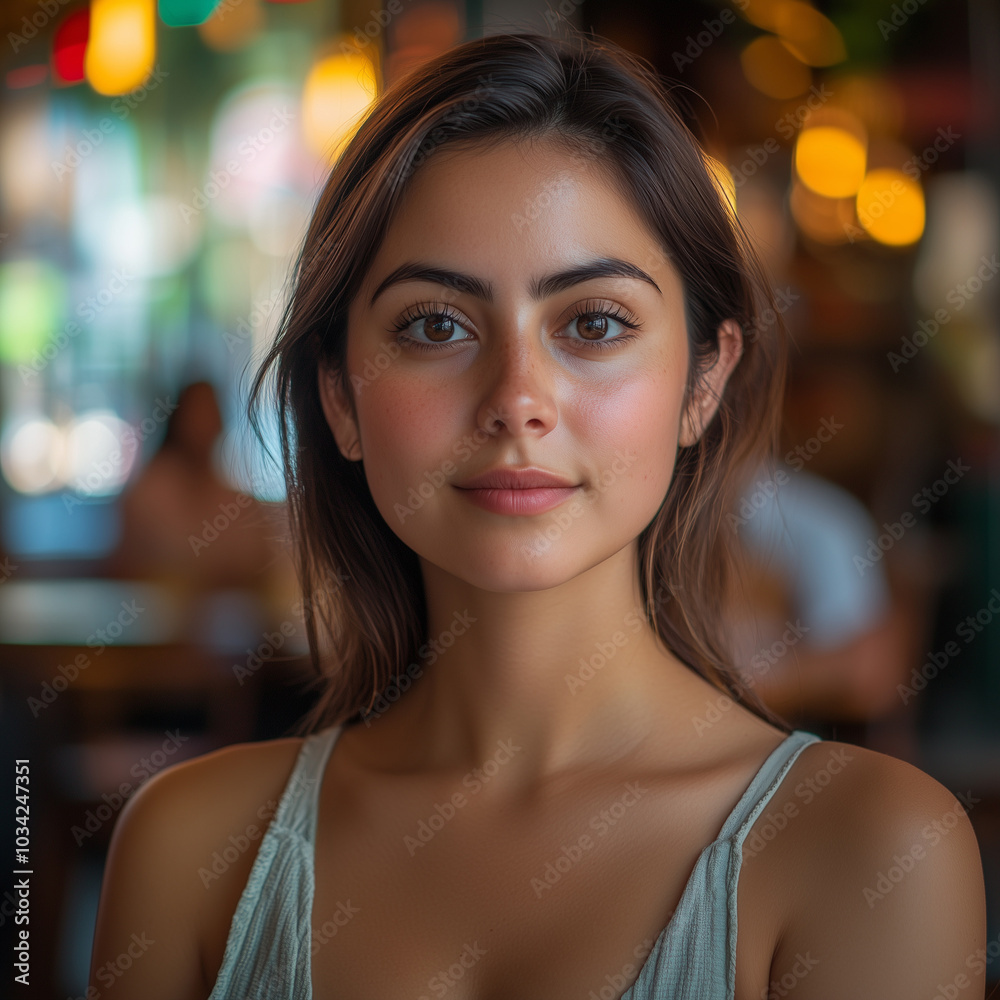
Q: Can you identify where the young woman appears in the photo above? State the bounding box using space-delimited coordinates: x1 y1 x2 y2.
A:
89 29 987 1000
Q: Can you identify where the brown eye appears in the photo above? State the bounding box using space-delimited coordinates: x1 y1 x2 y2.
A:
562 300 642 353
390 304 475 352
423 315 455 342
574 313 610 341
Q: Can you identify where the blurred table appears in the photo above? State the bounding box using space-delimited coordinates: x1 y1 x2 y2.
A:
0 577 314 999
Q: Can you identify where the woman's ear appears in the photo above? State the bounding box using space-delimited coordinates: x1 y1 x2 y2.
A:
678 319 744 448
318 364 362 461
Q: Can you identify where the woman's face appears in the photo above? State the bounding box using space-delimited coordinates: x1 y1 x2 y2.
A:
322 138 736 591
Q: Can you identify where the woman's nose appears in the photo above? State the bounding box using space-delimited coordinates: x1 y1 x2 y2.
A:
474 329 559 439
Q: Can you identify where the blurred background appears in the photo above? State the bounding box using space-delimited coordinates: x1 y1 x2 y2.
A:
0 0 996 995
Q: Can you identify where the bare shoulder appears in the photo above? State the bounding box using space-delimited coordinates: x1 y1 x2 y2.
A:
89 733 307 1000
109 732 307 864
756 739 987 999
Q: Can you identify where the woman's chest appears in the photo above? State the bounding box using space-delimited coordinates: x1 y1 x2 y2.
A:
308 763 786 1000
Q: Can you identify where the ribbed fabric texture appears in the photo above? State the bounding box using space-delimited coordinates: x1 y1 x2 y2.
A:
208 725 821 1000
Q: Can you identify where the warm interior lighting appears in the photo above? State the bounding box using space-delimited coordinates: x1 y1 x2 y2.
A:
855 169 925 246
85 0 156 96
302 48 378 164
795 125 867 198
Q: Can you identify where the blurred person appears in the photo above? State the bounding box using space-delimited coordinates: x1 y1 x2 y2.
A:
88 31 986 1000
728 462 917 726
102 380 288 596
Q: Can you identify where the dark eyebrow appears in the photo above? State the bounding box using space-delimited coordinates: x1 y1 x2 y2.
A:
367 257 662 309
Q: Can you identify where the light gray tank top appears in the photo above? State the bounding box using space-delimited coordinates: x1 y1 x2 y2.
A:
207 724 822 999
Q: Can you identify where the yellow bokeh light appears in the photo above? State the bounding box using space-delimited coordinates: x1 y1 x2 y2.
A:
795 126 867 198
85 0 156 96
740 35 812 100
302 48 379 165
855 169 925 246
774 1 846 66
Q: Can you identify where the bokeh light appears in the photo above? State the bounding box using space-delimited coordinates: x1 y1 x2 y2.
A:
773 1 845 67
85 0 156 96
855 169 925 246
795 124 867 198
301 47 379 164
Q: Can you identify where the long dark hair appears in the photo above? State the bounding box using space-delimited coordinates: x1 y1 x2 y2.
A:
247 28 793 738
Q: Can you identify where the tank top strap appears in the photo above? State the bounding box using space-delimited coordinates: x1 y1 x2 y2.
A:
717 729 822 847
270 723 345 842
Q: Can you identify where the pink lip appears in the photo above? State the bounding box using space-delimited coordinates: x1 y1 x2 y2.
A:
455 486 580 515
454 466 577 489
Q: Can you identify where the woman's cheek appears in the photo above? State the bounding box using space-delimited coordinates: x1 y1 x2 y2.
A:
586 375 682 504
360 379 458 503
